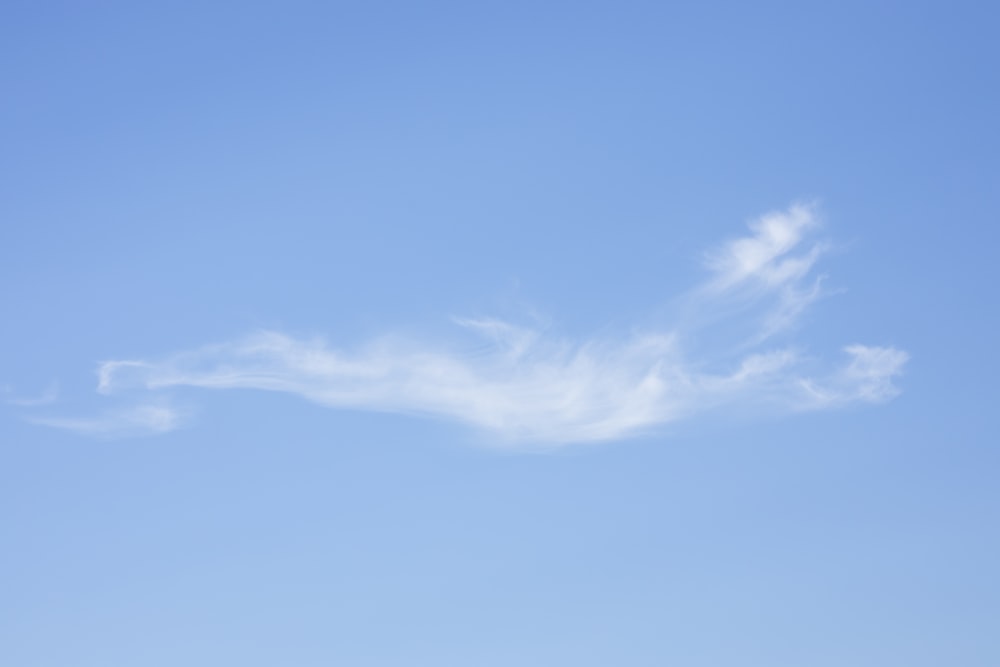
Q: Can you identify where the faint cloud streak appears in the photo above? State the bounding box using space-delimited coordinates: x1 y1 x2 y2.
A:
3 382 59 407
27 402 183 438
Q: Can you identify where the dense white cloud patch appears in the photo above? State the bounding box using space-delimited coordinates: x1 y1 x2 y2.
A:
34 203 908 443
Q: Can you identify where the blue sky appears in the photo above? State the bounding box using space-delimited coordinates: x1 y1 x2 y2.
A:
2 1 998 665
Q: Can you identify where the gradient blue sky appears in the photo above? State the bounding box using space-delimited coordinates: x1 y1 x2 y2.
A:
2 2 998 665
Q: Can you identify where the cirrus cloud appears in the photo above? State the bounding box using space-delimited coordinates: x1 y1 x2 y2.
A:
32 203 908 444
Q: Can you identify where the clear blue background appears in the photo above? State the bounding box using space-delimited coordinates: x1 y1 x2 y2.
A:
2 1 997 664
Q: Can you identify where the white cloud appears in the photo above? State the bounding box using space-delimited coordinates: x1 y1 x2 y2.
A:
797 345 910 407
32 203 908 444
705 202 822 290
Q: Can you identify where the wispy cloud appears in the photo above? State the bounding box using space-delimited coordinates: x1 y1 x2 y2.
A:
27 402 183 438
705 203 822 290
3 382 59 407
33 203 908 444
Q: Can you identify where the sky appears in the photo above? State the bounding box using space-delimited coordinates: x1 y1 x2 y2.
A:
1 1 998 665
